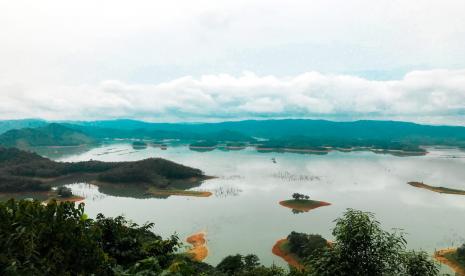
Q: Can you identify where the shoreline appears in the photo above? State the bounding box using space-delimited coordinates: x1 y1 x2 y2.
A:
408 181 465 195
279 199 331 212
186 231 208 261
434 248 465 276
255 146 427 156
272 238 304 270
148 188 212 197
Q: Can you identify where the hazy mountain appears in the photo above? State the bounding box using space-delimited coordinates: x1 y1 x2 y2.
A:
0 123 95 148
0 119 47 135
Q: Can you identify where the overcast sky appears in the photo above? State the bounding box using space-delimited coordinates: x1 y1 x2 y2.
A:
1 0 465 124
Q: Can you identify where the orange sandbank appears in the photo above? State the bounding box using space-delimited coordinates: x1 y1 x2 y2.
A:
434 248 465 276
279 199 331 212
186 232 208 261
272 238 305 270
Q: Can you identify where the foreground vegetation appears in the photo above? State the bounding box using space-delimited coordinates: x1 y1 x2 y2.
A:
0 199 286 275
0 200 441 275
274 210 439 276
0 147 205 194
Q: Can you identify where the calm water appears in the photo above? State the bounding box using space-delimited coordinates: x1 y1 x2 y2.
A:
49 144 465 271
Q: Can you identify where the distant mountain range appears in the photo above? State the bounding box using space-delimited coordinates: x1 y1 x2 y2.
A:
0 123 95 148
1 119 465 151
0 119 47 134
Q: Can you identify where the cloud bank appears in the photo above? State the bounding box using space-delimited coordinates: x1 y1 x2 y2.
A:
1 69 465 125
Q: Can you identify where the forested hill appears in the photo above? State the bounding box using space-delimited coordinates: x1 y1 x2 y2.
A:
0 123 95 148
0 147 205 193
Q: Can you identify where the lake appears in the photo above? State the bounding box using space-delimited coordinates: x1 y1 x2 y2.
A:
45 143 465 272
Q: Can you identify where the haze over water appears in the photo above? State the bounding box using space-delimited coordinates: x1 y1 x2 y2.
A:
51 143 465 271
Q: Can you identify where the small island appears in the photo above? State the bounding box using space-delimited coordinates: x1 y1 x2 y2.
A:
408 181 465 195
272 232 328 271
434 246 465 276
255 138 427 156
132 140 147 149
279 193 331 212
186 231 208 261
189 141 217 151
49 186 84 203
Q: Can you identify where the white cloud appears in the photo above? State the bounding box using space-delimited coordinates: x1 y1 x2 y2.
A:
1 69 465 125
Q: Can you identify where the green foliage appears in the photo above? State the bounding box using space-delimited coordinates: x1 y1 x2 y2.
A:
287 232 326 259
0 199 181 275
292 193 309 200
402 251 439 276
457 243 465 259
216 254 286 276
0 199 110 275
306 209 438 276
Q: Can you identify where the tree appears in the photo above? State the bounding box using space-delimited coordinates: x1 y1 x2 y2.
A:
457 243 465 259
56 186 72 198
217 254 245 274
292 193 309 200
306 209 439 276
287 232 327 259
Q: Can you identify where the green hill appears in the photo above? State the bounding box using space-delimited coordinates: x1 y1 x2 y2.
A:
0 119 47 135
0 123 95 148
0 147 205 193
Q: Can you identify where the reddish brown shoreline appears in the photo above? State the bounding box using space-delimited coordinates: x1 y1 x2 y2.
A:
434 248 465 276
272 238 304 270
186 232 208 261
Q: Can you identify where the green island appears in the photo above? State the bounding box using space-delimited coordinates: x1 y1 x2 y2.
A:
256 139 427 156
408 181 465 195
189 141 218 151
434 246 465 276
272 232 328 271
132 140 148 149
0 147 210 199
279 193 331 213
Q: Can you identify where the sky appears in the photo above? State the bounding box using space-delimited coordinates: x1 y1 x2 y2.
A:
1 0 465 125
